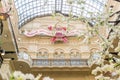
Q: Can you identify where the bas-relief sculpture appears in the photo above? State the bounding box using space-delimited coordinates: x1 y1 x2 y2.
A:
23 25 83 43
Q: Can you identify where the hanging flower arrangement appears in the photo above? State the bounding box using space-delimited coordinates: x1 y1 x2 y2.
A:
10 71 54 80
64 0 120 80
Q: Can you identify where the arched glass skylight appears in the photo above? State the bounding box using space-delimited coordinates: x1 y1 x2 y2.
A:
13 0 108 28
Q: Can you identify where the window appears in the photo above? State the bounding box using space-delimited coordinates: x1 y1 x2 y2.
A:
13 0 108 28
54 48 65 58
70 49 80 59
37 48 49 58
18 51 29 60
87 52 101 66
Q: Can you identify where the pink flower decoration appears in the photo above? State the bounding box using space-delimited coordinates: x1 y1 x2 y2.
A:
48 26 53 30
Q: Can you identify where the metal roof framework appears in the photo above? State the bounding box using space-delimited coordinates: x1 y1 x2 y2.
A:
14 0 108 28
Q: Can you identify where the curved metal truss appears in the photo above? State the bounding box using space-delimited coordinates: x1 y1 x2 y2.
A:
14 0 108 28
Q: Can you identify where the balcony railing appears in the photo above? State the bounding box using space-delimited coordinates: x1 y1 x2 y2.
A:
32 59 88 67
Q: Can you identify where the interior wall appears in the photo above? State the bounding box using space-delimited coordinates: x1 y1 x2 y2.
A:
33 71 95 80
14 16 104 60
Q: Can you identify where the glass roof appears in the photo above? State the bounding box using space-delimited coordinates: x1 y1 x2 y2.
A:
13 0 108 28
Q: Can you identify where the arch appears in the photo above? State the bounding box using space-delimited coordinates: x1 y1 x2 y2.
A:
18 51 30 60
18 47 33 62
38 48 48 52
88 48 101 65
54 48 65 58
18 47 29 59
70 49 81 58
19 47 28 52
37 48 49 58
90 48 100 55
88 52 101 66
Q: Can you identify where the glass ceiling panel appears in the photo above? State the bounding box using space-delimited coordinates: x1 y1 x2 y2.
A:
13 0 108 28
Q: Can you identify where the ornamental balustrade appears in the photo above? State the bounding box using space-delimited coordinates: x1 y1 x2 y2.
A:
32 59 88 67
